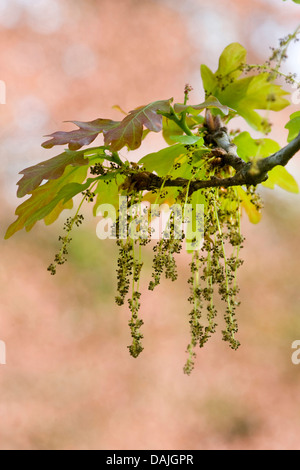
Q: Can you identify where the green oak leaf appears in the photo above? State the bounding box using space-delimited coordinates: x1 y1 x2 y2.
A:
234 132 281 161
217 74 289 131
237 187 262 224
162 116 204 145
262 166 299 193
143 187 179 207
285 111 300 142
140 142 209 180
43 199 73 226
174 96 231 116
104 99 173 151
139 144 189 176
93 173 126 215
200 43 246 96
234 132 298 193
169 135 203 145
25 177 102 226
200 65 217 97
162 116 184 145
172 157 206 180
201 44 290 132
5 166 89 239
215 43 247 82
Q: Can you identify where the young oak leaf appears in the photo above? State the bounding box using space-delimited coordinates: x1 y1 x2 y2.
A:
215 43 247 82
104 99 173 151
262 166 299 193
234 132 298 193
17 147 107 198
174 96 231 116
209 74 289 131
26 172 121 226
237 187 262 224
42 119 120 150
142 188 179 207
200 43 246 96
162 116 184 145
201 43 290 132
93 173 126 215
285 111 300 142
139 143 188 176
169 135 203 145
162 115 204 146
234 132 281 161
5 166 88 239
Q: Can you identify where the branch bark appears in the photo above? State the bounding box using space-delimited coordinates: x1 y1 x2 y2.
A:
257 131 300 172
130 129 300 195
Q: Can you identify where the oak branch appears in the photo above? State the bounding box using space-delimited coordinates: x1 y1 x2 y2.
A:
129 127 300 195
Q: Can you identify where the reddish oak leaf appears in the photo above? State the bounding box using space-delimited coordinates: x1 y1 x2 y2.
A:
42 118 120 150
5 166 89 239
104 99 173 151
17 147 105 198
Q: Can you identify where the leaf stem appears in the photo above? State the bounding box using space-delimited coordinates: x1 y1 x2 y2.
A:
161 107 194 136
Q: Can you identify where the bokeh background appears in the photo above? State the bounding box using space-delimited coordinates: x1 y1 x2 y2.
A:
1 0 300 450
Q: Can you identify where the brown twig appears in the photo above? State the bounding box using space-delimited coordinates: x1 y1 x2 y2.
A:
125 111 300 196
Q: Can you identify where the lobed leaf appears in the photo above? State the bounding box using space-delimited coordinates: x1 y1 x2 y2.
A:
262 166 299 193
201 43 246 96
218 74 289 131
42 119 120 150
139 144 189 176
174 96 231 116
17 147 106 198
162 116 184 145
234 132 298 193
5 166 89 239
201 44 290 132
234 132 281 161
169 135 203 145
285 111 300 142
104 99 173 151
43 199 73 226
237 187 262 224
200 65 217 97
142 188 179 207
162 116 203 145
93 173 125 215
216 43 247 80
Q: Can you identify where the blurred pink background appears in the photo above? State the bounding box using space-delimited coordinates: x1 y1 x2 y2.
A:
1 0 300 450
